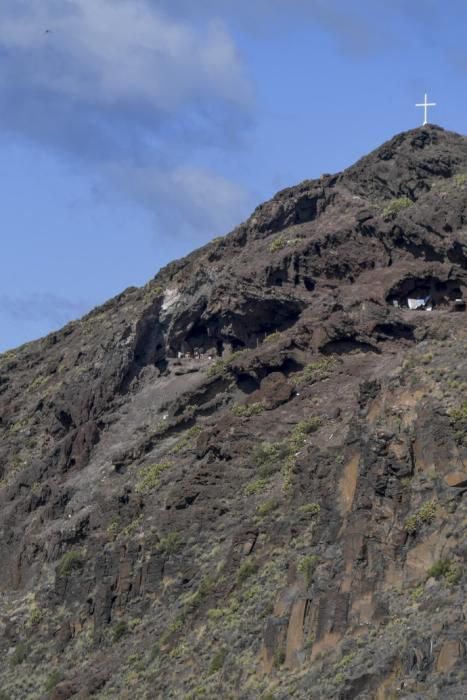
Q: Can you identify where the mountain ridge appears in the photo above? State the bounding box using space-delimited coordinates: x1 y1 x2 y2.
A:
1 124 467 699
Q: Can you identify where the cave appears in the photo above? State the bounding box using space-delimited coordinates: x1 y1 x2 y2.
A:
169 296 304 358
386 276 465 310
321 337 380 355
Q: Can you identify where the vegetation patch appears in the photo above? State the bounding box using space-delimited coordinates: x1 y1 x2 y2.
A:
122 514 144 538
449 401 467 444
170 425 203 454
335 651 356 670
269 237 287 253
31 375 48 391
182 576 217 614
283 417 322 491
427 558 461 585
112 620 128 643
59 550 84 576
244 477 269 496
28 599 43 627
268 237 300 253
10 643 28 667
404 500 437 534
410 584 424 602
263 330 282 343
237 560 258 585
257 498 279 518
253 441 288 477
107 516 119 537
208 647 227 675
454 173 467 187
292 357 339 386
382 196 412 218
232 402 265 418
45 670 63 692
157 532 182 556
298 554 319 587
136 461 171 494
207 350 247 378
273 648 286 668
298 502 321 517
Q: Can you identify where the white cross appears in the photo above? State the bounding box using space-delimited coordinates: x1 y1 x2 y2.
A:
415 93 436 126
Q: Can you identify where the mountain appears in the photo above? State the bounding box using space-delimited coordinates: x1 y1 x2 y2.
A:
1 124 467 700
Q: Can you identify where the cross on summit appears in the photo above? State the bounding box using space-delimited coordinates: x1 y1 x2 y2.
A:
416 93 436 126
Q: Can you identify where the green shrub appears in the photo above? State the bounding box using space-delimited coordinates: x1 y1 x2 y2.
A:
107 517 119 537
268 237 300 253
292 417 321 443
10 642 28 667
404 500 437 534
263 330 281 343
136 461 171 494
232 402 265 418
112 620 128 642
207 350 246 378
335 651 356 671
445 564 462 585
183 576 217 612
59 550 84 576
299 502 320 517
427 558 461 584
292 357 339 386
283 418 322 491
237 560 258 584
45 670 63 692
244 477 269 496
170 425 203 454
159 614 185 648
122 514 143 537
253 442 288 477
383 196 412 218
273 648 286 668
410 585 424 601
208 647 227 675
157 532 181 555
269 238 287 253
257 498 279 517
31 375 47 390
298 554 318 587
449 401 467 444
29 603 43 626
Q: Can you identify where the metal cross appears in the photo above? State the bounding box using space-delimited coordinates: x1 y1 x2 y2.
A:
416 93 436 126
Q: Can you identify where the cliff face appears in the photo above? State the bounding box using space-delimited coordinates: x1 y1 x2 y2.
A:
1 125 467 699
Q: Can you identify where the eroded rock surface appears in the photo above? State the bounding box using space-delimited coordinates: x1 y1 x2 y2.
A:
1 125 467 699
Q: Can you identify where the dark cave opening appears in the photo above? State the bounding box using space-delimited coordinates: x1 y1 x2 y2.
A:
387 276 465 310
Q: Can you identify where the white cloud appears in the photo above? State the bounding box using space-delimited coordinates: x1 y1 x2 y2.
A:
0 0 255 235
0 0 253 110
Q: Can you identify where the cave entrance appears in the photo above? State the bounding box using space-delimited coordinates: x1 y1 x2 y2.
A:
387 276 464 311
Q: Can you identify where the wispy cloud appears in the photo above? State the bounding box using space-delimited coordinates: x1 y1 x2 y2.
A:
0 0 255 235
157 0 391 56
0 293 88 326
108 162 251 237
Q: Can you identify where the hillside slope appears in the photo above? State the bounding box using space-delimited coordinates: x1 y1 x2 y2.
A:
1 124 467 699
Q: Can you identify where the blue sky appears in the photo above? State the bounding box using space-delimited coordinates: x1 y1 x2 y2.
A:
1 0 467 352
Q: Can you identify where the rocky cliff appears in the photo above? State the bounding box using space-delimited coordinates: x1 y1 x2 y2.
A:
1 124 466 699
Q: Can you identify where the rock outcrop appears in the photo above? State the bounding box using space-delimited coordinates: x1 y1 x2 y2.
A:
1 125 467 699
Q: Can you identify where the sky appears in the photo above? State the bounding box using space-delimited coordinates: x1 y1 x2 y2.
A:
1 0 467 352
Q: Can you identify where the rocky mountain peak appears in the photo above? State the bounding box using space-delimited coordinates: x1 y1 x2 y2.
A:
1 127 467 699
